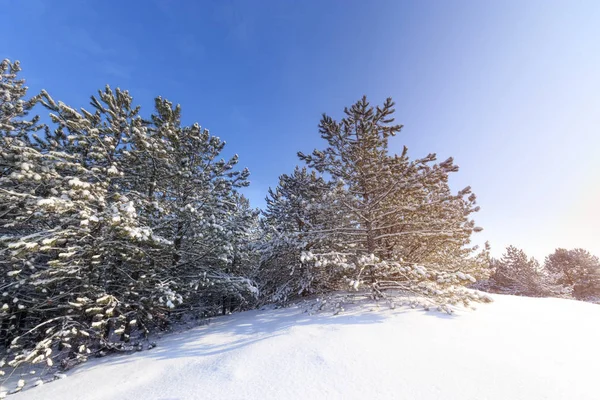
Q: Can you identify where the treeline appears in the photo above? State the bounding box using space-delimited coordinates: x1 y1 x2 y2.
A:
0 58 494 373
476 246 600 302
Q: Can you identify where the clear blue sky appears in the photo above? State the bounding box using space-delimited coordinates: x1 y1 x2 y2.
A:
2 0 599 260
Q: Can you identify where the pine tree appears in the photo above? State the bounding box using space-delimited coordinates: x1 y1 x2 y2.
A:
487 246 547 297
259 167 346 302
0 85 174 368
0 59 46 358
278 97 490 309
0 61 259 372
544 248 600 300
137 97 257 316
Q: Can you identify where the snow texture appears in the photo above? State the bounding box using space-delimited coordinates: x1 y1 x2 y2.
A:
8 295 599 400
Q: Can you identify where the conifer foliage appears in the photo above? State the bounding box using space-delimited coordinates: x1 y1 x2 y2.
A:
0 60 258 372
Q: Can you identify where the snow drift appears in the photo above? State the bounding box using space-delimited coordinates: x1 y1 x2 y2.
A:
9 294 599 400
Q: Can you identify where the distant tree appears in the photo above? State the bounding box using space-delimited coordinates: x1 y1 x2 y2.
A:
544 248 600 300
487 246 547 297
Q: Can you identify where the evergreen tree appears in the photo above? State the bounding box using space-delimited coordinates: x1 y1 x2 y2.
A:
487 246 547 297
544 248 600 300
274 97 491 309
1 85 176 368
0 59 46 360
0 61 258 372
137 97 257 316
259 167 346 302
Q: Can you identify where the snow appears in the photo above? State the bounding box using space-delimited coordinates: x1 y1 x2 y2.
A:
10 295 600 400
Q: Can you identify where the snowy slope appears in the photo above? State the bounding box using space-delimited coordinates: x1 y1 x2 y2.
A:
10 294 600 400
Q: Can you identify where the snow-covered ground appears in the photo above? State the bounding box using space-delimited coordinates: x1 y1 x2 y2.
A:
9 294 600 400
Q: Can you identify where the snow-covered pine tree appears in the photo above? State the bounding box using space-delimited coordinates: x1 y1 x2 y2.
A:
216 193 261 314
486 246 547 297
259 167 348 303
295 97 490 309
544 248 600 301
0 62 259 372
128 97 258 317
0 85 177 370
0 59 46 357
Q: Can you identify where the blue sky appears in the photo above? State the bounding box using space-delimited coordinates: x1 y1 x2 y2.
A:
1 0 599 260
